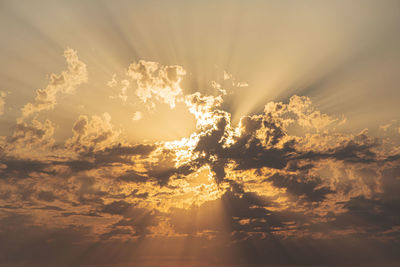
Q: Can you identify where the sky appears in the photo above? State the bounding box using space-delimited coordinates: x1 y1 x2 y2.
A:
0 0 400 266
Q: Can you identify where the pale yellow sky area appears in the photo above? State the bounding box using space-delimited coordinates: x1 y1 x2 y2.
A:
1 0 400 143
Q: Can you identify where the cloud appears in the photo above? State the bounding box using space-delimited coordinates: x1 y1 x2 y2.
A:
127 60 186 109
267 172 334 202
109 77 130 103
263 95 342 131
223 70 232 80
5 119 55 155
0 91 6 116
20 48 88 118
65 113 120 153
1 53 400 266
185 92 224 129
0 156 50 179
132 111 142 121
0 49 88 159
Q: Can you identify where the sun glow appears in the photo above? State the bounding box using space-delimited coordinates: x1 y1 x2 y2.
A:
167 166 227 208
2 1 400 266
163 134 200 166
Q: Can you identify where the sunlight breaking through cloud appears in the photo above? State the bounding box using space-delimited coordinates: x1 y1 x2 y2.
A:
1 1 400 266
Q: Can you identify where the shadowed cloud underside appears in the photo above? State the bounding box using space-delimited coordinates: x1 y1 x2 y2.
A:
1 1 400 266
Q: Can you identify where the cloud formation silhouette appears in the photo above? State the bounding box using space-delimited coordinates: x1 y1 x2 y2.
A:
0 50 399 267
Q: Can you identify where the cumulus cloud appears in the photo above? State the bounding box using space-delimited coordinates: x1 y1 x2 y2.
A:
65 112 120 153
185 92 224 128
1 54 400 266
0 49 88 159
108 76 130 103
5 119 55 156
127 60 186 108
21 48 88 118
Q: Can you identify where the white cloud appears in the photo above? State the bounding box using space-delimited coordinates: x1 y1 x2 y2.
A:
21 48 88 118
223 70 232 80
127 60 186 109
132 111 142 121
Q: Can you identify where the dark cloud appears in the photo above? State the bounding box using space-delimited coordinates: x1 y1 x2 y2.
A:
296 134 379 164
100 200 133 215
34 205 65 211
167 180 400 266
268 173 334 202
64 143 157 172
0 157 51 179
106 206 159 238
61 211 102 217
0 44 399 267
117 170 148 183
36 191 56 202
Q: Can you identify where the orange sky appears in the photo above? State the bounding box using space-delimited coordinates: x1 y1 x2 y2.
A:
1 1 400 266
